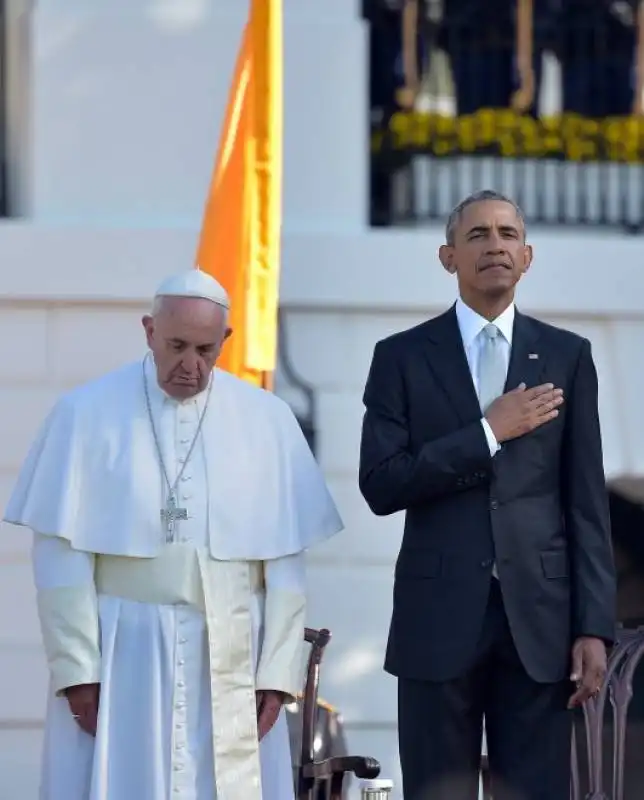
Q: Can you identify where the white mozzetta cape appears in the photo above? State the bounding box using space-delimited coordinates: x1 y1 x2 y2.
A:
5 359 343 558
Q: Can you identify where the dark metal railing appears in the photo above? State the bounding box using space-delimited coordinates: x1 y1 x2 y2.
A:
367 1 644 231
276 309 317 455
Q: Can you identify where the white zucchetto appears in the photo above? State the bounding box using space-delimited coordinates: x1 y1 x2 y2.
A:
154 268 230 310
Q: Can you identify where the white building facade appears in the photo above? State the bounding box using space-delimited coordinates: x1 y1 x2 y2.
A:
1 2 644 798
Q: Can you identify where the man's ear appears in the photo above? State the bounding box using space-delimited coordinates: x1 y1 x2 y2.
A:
521 244 533 275
439 245 456 274
224 326 233 341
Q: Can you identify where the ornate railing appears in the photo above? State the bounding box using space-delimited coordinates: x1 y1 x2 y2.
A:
480 626 644 798
366 3 644 231
572 626 644 800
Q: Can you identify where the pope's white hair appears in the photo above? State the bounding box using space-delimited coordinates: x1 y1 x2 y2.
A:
151 294 229 325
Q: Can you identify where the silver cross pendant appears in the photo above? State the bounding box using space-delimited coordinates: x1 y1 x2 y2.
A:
160 493 188 543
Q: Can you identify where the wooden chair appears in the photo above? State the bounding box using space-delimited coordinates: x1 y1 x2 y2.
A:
480 626 644 799
295 627 381 799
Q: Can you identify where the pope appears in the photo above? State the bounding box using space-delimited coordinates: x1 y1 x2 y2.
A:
4 268 343 800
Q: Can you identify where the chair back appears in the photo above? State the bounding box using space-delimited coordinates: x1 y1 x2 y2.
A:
571 626 644 800
481 628 644 799
292 626 381 799
300 627 333 770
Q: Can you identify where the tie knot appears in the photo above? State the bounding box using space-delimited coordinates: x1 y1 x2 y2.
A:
483 323 500 341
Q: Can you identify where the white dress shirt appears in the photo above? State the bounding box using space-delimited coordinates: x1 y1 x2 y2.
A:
454 298 515 457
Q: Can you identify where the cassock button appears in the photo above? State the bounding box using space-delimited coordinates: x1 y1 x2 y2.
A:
490 500 499 510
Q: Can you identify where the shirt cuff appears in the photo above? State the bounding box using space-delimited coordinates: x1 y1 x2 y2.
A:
36 584 101 695
255 589 306 700
480 418 501 457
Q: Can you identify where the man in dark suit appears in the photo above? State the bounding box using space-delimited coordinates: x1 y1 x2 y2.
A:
358 190 616 800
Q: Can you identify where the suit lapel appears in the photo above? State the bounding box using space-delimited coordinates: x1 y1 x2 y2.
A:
504 311 545 393
423 305 483 424
422 306 546 424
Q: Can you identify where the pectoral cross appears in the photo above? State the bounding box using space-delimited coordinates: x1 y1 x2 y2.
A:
160 493 188 542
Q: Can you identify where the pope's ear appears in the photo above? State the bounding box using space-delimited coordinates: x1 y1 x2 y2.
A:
224 327 233 341
142 315 155 347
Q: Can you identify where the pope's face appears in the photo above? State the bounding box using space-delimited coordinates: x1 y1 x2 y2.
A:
142 297 232 400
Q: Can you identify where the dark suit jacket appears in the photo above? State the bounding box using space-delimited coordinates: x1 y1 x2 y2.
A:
359 306 616 684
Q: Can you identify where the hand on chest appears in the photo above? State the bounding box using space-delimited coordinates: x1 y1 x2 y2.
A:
409 321 567 446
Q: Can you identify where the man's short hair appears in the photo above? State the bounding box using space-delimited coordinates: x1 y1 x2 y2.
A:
445 190 526 246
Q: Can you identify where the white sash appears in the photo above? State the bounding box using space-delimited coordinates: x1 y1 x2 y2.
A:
94 545 264 800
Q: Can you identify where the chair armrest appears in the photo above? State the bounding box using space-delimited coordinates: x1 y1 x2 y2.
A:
301 755 381 782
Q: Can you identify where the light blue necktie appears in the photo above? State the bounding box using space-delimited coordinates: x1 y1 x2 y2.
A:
478 323 506 579
478 324 506 412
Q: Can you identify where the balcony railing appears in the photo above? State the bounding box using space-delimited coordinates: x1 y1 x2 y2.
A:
367 1 644 231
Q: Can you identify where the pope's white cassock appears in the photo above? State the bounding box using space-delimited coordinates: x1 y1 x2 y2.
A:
3 277 343 800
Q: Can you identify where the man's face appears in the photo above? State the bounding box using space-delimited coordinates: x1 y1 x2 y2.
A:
142 297 232 400
439 200 532 302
